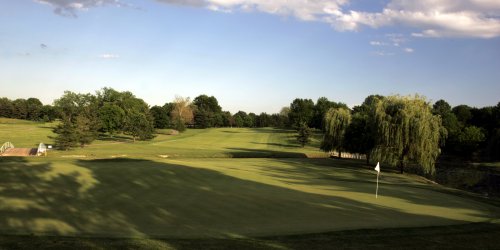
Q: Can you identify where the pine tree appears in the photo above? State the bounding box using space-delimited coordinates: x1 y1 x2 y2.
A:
297 122 311 147
53 119 78 150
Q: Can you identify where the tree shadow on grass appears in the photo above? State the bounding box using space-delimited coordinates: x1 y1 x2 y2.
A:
220 130 242 134
97 134 133 142
251 142 300 149
255 158 500 214
0 157 479 240
226 148 307 158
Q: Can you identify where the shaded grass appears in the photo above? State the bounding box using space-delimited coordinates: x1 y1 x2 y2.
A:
1 119 499 248
0 157 498 239
1 222 499 249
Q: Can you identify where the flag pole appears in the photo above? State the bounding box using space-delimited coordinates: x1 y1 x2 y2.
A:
374 162 380 199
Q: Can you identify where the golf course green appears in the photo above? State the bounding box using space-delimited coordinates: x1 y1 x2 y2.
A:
1 118 499 248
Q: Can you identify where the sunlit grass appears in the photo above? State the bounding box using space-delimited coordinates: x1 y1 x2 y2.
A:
0 157 498 238
0 119 55 148
0 119 327 158
0 118 499 245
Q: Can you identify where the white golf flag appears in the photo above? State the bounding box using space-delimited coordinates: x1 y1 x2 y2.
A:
375 162 380 198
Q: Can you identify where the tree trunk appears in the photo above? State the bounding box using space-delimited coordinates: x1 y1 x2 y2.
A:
399 161 404 174
338 150 342 159
366 152 370 165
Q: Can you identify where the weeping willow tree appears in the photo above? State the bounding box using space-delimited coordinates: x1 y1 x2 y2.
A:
371 95 443 174
321 107 352 158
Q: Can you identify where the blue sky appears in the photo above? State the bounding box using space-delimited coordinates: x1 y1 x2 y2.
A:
1 0 499 113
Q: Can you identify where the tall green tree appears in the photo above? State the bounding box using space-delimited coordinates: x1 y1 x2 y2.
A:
52 119 78 150
234 116 244 127
12 99 28 120
222 111 234 127
246 113 257 127
297 122 312 147
99 103 125 135
321 107 352 158
344 112 375 164
26 98 43 121
452 105 473 125
275 107 291 128
123 111 155 142
257 112 272 127
288 98 315 128
432 99 460 148
75 114 99 147
233 111 248 127
193 95 222 128
0 98 14 118
372 95 443 174
52 91 100 149
150 105 170 129
40 105 57 122
311 97 348 130
344 95 383 164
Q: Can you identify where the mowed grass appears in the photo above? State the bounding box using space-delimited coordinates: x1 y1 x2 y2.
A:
0 157 498 239
1 118 500 248
0 118 326 158
74 128 326 158
0 118 55 148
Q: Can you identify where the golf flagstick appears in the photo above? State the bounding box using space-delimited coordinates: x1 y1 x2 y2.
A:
375 162 380 198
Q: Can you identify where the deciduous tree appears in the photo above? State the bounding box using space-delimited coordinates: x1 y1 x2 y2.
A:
372 95 443 174
288 98 314 128
150 105 170 129
171 96 194 131
123 111 155 142
321 107 351 158
99 103 125 135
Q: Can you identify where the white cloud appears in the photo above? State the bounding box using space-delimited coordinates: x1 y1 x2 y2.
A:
35 0 128 17
404 47 414 53
329 1 500 38
35 0 500 38
205 0 347 21
370 41 388 46
17 52 31 57
372 51 395 56
99 53 120 59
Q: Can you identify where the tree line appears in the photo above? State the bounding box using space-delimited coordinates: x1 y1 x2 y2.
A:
0 88 498 166
316 95 500 175
0 97 58 122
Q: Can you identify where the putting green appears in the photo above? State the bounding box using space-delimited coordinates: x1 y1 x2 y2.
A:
0 157 498 238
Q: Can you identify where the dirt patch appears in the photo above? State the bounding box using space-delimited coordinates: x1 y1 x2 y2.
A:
169 130 179 135
111 154 128 158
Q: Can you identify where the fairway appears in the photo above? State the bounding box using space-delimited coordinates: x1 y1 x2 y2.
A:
1 119 499 242
0 118 55 148
0 157 498 238
0 118 326 158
